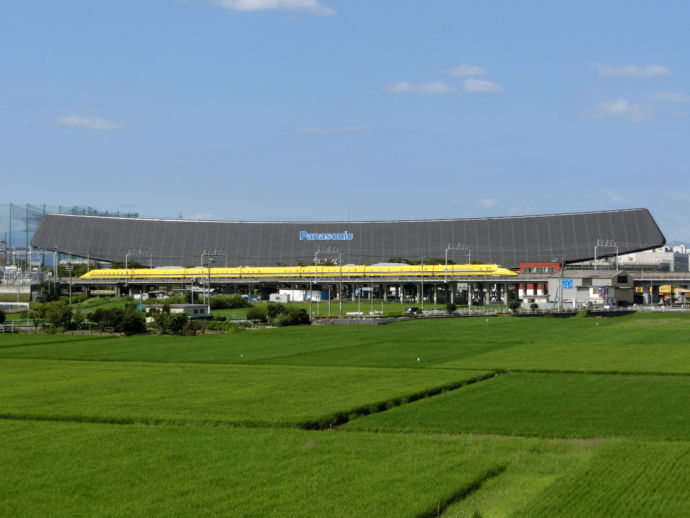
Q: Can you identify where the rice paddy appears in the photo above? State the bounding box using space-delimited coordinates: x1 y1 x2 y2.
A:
1 311 690 516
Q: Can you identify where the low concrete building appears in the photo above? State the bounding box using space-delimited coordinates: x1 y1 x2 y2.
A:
145 304 210 322
547 271 634 309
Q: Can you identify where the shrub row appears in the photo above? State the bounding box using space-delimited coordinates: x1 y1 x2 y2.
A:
246 304 310 327
90 307 147 335
210 295 252 310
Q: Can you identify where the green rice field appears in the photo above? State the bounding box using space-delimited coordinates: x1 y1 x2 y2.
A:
1 311 690 516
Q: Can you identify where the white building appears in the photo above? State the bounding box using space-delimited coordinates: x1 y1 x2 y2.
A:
617 245 689 272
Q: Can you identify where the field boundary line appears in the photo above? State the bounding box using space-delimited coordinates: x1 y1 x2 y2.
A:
0 412 302 430
0 336 117 350
299 371 502 430
251 340 528 368
499 368 690 377
415 465 507 518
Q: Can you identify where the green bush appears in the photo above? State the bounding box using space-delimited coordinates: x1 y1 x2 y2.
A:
274 308 310 327
168 314 189 335
120 310 147 335
205 320 241 332
90 307 146 335
0 309 5 324
267 303 287 319
150 309 189 335
210 295 251 310
530 303 539 310
246 307 267 323
445 303 457 314
91 308 126 331
508 300 521 311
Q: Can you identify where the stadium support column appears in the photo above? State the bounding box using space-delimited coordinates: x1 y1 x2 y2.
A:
651 285 660 304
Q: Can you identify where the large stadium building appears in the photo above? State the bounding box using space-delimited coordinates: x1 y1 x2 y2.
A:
32 208 665 268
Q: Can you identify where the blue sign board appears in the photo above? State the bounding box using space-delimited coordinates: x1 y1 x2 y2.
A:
300 231 353 241
562 279 573 289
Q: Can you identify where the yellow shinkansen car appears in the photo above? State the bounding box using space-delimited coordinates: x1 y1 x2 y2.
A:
80 264 516 280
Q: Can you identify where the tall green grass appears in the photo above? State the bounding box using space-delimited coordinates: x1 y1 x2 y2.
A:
512 440 690 518
0 419 593 518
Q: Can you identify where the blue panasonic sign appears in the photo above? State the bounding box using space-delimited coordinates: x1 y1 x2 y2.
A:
300 231 354 241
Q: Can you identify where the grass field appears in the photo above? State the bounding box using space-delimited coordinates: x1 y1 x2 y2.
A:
0 420 596 518
512 440 690 518
0 359 490 427
2 311 690 516
2 313 690 373
344 371 690 440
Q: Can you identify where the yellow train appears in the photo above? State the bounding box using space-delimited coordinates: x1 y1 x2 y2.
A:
81 264 516 280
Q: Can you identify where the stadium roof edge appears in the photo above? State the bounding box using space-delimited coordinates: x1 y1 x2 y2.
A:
41 207 657 226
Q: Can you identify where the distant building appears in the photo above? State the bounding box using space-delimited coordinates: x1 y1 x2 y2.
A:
617 246 689 272
550 271 634 308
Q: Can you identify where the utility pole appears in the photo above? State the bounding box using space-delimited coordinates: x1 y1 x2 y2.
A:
66 262 74 306
445 243 470 307
207 256 213 313
421 257 425 312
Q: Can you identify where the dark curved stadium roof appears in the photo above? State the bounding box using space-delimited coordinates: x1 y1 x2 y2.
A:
32 208 665 268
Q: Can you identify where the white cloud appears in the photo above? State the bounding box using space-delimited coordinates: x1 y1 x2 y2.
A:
653 91 690 103
213 0 335 15
55 115 127 131
295 126 369 135
449 64 486 77
477 198 496 209
592 64 670 78
585 98 652 122
385 81 457 95
463 78 504 93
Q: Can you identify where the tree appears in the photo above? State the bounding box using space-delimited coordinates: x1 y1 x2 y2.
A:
92 308 125 331
151 308 188 335
0 309 5 325
168 314 188 335
28 303 47 329
45 301 72 329
90 307 146 335
120 310 147 335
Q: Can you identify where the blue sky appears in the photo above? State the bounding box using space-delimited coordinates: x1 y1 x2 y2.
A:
3 0 689 240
